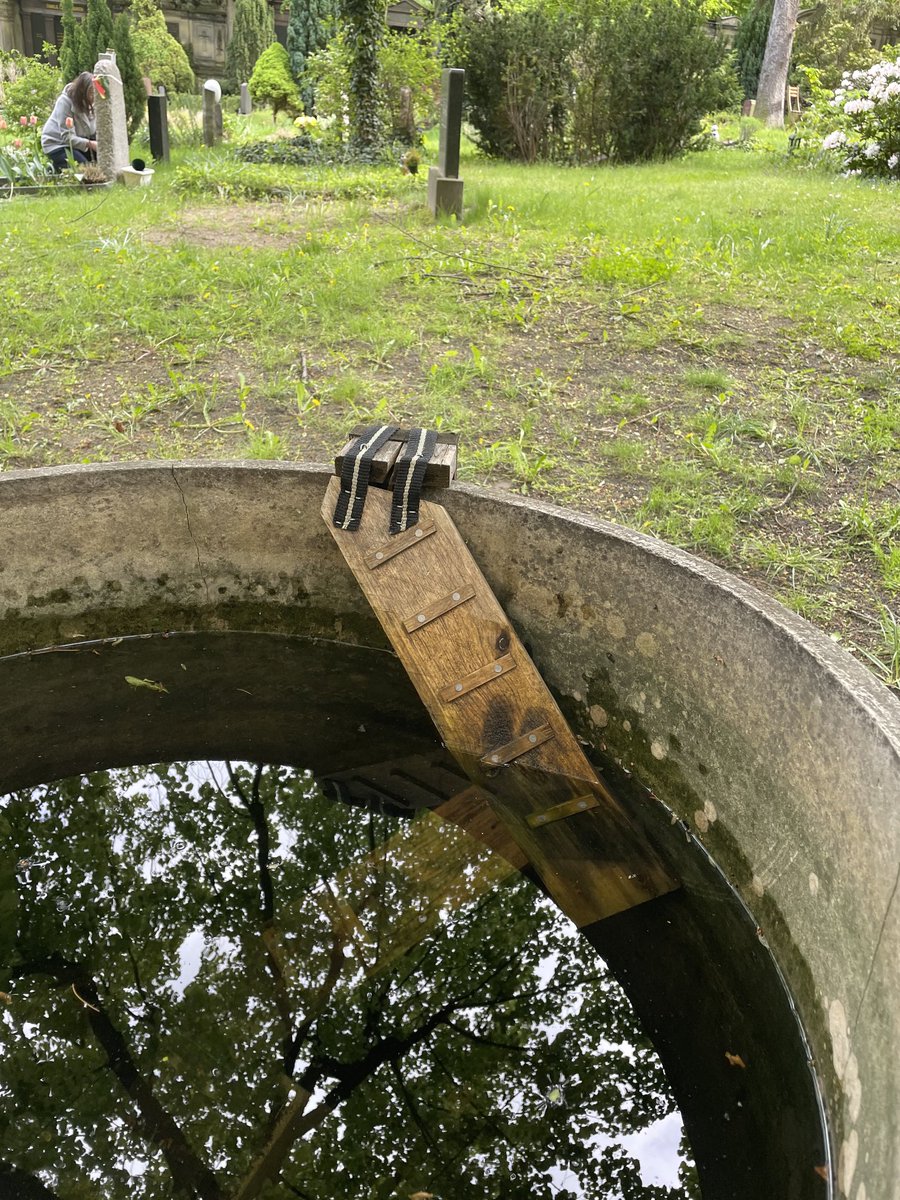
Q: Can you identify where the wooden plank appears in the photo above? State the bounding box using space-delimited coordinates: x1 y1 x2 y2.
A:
321 478 679 926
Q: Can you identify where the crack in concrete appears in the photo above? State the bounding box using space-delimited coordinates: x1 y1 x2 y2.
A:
170 466 211 606
852 855 900 1037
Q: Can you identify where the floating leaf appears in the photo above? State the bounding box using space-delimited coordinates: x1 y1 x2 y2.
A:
814 1165 828 1181
724 1051 747 1069
124 676 168 694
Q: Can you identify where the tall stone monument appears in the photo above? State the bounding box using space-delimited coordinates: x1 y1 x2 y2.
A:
428 68 465 220
93 50 129 182
239 82 252 116
203 79 222 148
148 86 169 163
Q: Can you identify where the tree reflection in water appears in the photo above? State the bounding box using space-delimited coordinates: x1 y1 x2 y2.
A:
0 763 698 1199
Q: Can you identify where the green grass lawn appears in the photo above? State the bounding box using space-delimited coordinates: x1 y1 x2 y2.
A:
1 136 898 687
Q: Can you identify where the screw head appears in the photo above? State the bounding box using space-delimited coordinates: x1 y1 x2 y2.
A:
417 614 426 623
452 592 460 601
415 529 423 538
375 551 384 560
454 683 462 692
494 664 502 674
529 734 537 743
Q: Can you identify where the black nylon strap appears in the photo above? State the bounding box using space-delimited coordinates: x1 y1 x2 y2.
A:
390 428 438 534
332 424 398 531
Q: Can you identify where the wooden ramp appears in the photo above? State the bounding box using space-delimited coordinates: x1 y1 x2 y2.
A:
321 475 678 927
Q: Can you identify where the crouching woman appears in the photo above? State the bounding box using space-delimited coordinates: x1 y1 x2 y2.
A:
42 72 98 172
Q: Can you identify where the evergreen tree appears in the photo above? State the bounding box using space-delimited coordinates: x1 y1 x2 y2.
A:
59 0 83 82
250 40 303 119
287 0 334 110
342 0 384 148
130 0 194 93
112 11 145 137
81 0 115 70
734 0 774 98
225 0 276 92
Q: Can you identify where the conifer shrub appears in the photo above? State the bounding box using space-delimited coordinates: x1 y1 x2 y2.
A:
130 0 194 94
249 42 303 121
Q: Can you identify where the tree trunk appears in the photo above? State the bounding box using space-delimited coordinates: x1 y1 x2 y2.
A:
755 0 799 127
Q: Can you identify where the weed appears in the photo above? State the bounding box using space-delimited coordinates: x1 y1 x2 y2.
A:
852 606 900 690
246 429 288 459
682 367 734 393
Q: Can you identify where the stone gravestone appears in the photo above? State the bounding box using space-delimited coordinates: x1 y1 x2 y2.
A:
397 86 415 143
427 68 464 220
93 49 129 182
202 79 222 147
147 85 169 163
239 82 252 115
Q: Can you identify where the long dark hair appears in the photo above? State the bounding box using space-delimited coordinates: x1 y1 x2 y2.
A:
65 72 95 117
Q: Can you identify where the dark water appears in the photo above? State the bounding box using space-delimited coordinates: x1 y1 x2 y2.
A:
0 631 830 1199
1 760 696 1200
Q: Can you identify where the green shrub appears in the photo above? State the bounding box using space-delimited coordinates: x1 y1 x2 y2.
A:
793 0 900 90
305 27 440 144
249 42 303 121
0 53 61 125
130 0 194 94
304 30 351 132
571 0 739 163
454 0 735 163
447 4 573 161
379 27 441 140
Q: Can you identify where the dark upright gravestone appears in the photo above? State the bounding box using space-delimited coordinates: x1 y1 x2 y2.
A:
148 87 169 163
428 68 464 219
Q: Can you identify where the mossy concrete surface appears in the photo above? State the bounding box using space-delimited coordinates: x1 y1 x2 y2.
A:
0 461 898 1199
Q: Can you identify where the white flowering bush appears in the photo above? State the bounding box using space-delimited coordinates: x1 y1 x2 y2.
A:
826 55 900 179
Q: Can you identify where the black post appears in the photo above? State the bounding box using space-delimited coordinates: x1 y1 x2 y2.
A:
147 88 169 164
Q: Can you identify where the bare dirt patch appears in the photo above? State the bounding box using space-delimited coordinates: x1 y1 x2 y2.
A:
142 203 325 251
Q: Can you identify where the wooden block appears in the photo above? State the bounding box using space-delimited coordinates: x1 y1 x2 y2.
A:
321 478 679 926
333 438 401 486
336 428 458 488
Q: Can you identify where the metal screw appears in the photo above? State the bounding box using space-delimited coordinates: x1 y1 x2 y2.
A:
535 815 546 824
452 591 460 601
494 664 502 674
375 551 384 560
578 801 587 810
417 614 426 623
415 529 423 538
529 734 536 743
454 683 462 692
491 754 499 763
